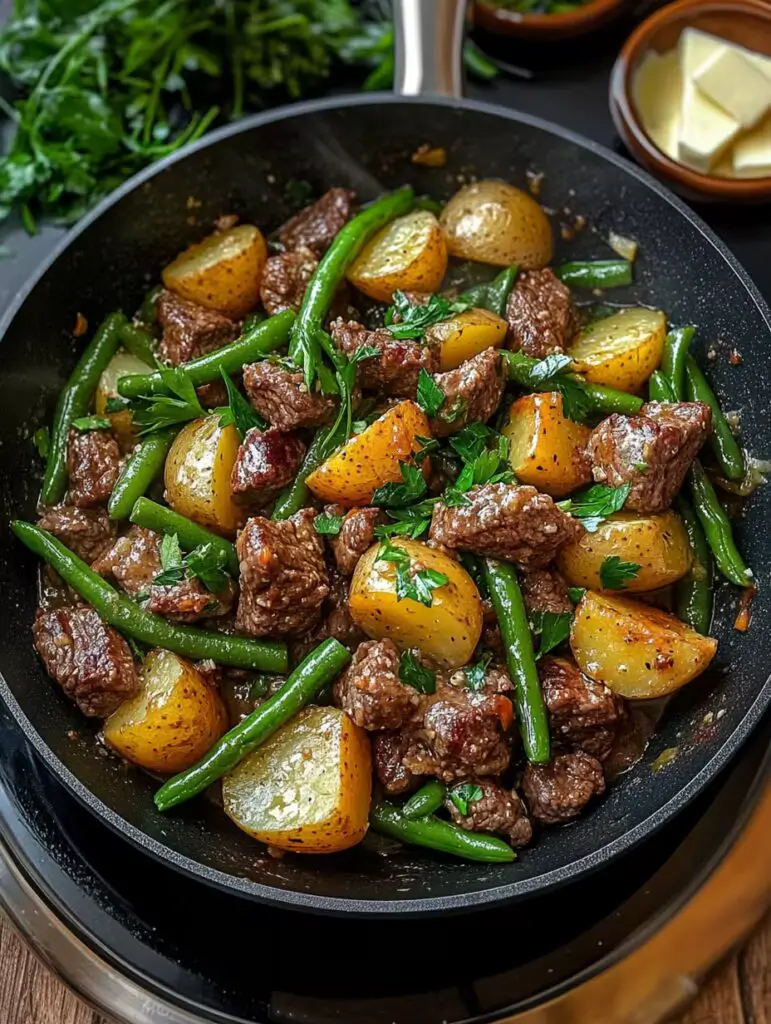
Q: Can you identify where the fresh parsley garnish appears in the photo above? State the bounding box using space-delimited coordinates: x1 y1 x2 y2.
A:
152 534 230 594
71 415 112 431
217 369 266 439
372 461 428 509
561 482 631 532
131 366 204 436
448 422 498 463
374 500 437 540
33 426 50 459
528 353 574 384
412 435 440 463
105 396 131 414
153 533 184 587
567 586 586 605
506 351 592 423
464 650 493 691
449 783 483 816
530 611 572 658
633 461 649 473
314 512 345 536
376 540 449 607
443 449 514 507
385 292 471 340
398 649 436 694
599 556 641 590
416 368 445 418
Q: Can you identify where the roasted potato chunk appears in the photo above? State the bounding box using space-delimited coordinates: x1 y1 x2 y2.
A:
502 392 592 497
349 538 483 669
95 349 152 448
162 224 268 319
426 307 508 371
568 308 667 393
222 706 372 854
440 180 553 269
103 649 228 774
570 591 717 699
346 209 447 302
306 400 430 506
164 415 241 534
558 511 692 593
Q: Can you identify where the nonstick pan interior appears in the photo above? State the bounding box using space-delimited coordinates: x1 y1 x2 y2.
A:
1 96 770 915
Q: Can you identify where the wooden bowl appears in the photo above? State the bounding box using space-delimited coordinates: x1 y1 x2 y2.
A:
474 0 629 42
610 0 771 202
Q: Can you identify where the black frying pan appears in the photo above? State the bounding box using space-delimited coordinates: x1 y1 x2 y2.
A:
0 0 769 917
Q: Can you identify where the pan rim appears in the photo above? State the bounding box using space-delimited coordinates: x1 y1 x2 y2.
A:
2 92 770 916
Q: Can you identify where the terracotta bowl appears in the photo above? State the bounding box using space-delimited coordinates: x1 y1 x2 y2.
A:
474 0 629 42
610 0 771 202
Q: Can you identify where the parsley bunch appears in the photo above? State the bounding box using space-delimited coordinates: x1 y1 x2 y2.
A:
153 533 231 594
376 538 449 607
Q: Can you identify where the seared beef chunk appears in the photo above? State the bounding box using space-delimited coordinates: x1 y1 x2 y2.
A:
330 317 441 399
445 778 533 847
260 246 318 315
195 380 229 408
589 401 712 514
236 508 329 637
242 360 336 432
156 289 238 365
325 504 384 575
522 751 606 824
145 578 234 623
539 656 624 761
428 349 505 438
520 568 572 616
67 429 121 508
231 427 306 506
430 483 583 569
333 639 421 731
278 188 355 255
37 505 116 563
33 606 138 717
506 268 577 359
373 731 418 796
289 569 365 664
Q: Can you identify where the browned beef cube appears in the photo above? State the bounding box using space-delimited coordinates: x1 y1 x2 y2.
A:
445 778 533 847
195 380 229 408
539 655 625 761
520 568 572 616
506 268 577 359
231 427 306 506
278 188 355 255
260 246 318 315
589 401 712 513
522 751 606 824
32 606 138 717
156 290 238 365
288 569 365 665
330 318 440 399
145 577 235 623
235 509 329 637
242 361 336 432
428 348 505 438
67 430 121 508
37 505 116 563
324 504 384 575
430 483 583 569
333 639 422 732
372 731 418 797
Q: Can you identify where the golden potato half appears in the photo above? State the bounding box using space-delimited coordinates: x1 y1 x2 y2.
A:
164 415 241 534
95 349 152 448
440 180 553 269
223 706 372 854
570 591 717 699
426 307 508 371
162 224 267 319
568 307 666 393
347 209 447 302
103 649 228 774
349 538 483 669
502 391 592 498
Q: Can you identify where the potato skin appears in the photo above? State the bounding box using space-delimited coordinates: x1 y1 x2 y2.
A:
164 416 241 534
427 307 508 371
570 591 717 699
162 224 267 319
306 400 431 506
558 511 692 592
502 392 592 498
103 649 228 774
349 538 483 669
568 308 667 392
222 706 372 854
440 180 553 269
96 349 152 448
347 210 447 302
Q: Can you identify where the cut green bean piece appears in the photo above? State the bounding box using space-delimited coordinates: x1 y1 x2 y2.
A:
555 260 633 290
674 495 713 635
369 803 515 863
689 463 752 587
661 326 695 402
108 430 176 520
272 424 335 520
118 321 156 366
685 357 745 482
403 780 447 820
503 350 643 416
129 498 238 576
460 265 518 318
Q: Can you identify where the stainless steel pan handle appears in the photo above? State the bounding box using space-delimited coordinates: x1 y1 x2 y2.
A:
393 0 468 99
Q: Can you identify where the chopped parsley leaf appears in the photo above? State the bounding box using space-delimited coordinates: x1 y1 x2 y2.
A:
599 555 641 590
398 649 436 694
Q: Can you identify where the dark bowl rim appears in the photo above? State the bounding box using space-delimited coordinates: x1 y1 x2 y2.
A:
2 91 770 917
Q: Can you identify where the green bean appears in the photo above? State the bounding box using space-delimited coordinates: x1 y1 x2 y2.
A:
369 803 515 863
483 559 550 764
130 498 238 576
402 780 447 820
413 197 444 217
11 522 286 672
648 369 676 403
117 310 295 398
685 356 745 481
289 187 414 386
674 495 713 635
689 463 752 587
154 638 350 812
661 326 695 401
118 321 156 366
555 260 633 290
503 351 643 416
41 312 126 506
108 430 176 520
272 424 335 520
460 265 518 318
137 284 162 326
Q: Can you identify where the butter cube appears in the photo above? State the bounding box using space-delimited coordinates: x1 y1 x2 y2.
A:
747 52 771 81
694 48 771 129
632 49 682 162
733 114 771 178
678 31 740 172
